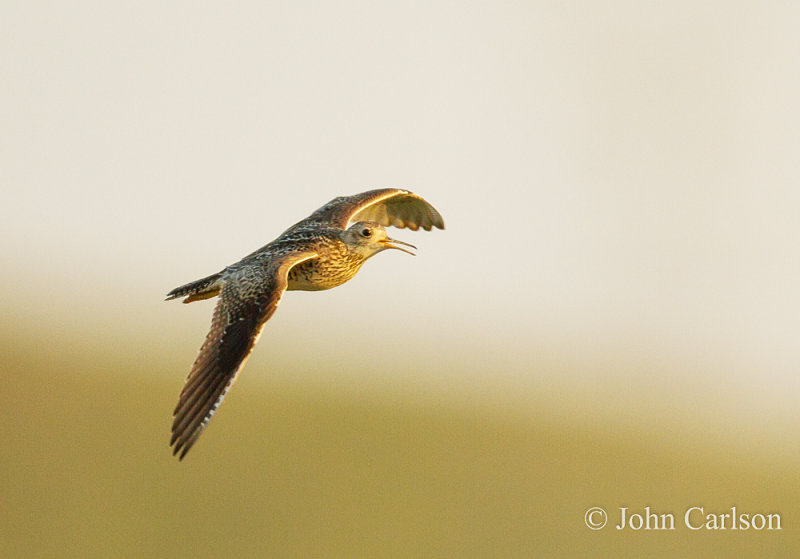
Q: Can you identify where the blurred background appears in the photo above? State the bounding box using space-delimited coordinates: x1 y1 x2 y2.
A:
2 1 798 557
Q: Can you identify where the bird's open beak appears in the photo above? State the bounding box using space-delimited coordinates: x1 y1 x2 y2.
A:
380 237 417 256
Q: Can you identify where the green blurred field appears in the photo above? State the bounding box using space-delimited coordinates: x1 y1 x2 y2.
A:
1 326 796 559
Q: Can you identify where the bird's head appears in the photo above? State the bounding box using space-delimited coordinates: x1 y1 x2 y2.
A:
342 221 416 258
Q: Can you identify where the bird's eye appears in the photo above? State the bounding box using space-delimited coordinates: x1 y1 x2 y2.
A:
360 227 372 237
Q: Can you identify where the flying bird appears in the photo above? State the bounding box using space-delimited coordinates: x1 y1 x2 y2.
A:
167 189 444 459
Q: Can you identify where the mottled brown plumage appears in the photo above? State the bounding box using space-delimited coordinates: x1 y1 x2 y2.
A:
167 189 444 459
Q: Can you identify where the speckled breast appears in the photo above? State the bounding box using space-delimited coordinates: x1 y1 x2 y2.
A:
286 242 363 291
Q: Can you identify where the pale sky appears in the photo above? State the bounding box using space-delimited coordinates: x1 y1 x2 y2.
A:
3 2 798 452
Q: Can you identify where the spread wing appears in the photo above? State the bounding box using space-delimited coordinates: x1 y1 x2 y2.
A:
299 188 445 231
170 250 317 459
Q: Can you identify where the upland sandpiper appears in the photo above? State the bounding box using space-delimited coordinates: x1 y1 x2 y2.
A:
167 189 444 459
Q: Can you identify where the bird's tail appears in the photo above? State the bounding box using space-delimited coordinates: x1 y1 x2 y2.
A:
166 271 224 303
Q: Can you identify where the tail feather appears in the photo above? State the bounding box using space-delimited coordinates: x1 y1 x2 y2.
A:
166 272 224 303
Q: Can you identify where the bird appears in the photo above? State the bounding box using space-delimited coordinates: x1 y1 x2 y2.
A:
167 188 444 459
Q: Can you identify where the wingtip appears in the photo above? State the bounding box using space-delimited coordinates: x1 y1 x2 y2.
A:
171 439 189 460
421 221 445 231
